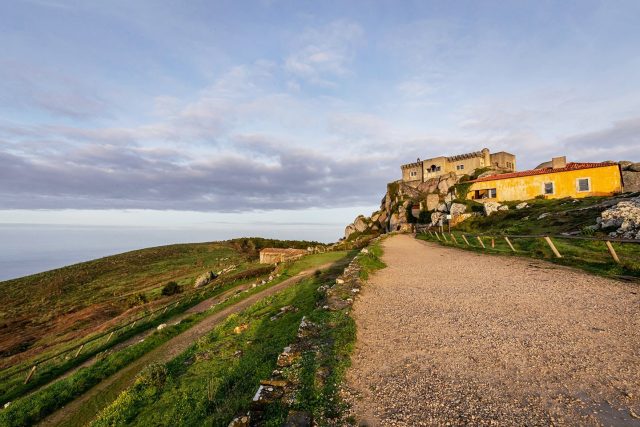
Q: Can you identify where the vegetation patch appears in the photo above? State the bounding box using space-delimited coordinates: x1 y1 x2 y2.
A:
417 200 640 280
89 253 356 426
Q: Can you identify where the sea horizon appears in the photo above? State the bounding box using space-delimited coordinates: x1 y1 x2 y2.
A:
0 222 345 281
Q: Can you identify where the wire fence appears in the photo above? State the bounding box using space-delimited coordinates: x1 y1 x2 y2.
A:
416 226 640 281
0 265 273 405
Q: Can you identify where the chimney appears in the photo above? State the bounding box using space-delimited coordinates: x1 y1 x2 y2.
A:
551 156 567 169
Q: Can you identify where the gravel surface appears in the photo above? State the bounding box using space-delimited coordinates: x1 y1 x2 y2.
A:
345 234 640 426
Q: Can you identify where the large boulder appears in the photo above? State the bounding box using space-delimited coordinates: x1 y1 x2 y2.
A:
623 171 640 192
450 203 467 216
425 194 440 211
483 201 502 216
389 212 401 231
344 223 357 239
353 216 368 232
515 202 529 209
194 271 217 288
378 209 388 226
599 196 640 239
436 202 448 212
417 178 439 194
430 211 445 226
628 163 640 172
437 172 458 194
619 161 634 170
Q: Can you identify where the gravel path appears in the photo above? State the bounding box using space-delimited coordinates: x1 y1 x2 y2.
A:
345 234 640 426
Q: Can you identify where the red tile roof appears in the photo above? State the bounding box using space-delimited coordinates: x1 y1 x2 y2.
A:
469 162 618 183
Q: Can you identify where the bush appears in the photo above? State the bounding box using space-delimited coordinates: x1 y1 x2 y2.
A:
418 210 431 224
161 281 182 296
128 293 148 307
135 363 168 388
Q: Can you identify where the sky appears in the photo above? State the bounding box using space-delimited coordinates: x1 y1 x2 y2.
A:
1 0 640 241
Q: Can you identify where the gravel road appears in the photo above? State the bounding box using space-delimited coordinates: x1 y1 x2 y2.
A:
345 234 640 426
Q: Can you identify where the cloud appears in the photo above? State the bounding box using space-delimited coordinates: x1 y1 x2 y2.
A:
561 116 640 161
0 60 110 119
0 133 396 211
284 20 364 85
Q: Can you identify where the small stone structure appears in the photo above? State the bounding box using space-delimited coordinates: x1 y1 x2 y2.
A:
259 248 307 264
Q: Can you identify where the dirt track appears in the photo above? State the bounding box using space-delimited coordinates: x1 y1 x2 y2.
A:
38 263 336 427
346 234 640 426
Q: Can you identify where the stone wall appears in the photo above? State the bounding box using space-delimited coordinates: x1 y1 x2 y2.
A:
259 248 307 264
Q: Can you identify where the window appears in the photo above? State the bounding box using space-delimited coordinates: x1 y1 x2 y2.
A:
456 164 464 170
544 182 554 195
472 188 497 200
436 166 441 171
577 178 591 192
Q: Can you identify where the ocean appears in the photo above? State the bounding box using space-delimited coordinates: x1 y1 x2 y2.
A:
0 223 343 281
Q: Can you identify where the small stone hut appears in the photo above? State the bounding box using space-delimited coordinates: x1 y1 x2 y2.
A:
259 248 308 264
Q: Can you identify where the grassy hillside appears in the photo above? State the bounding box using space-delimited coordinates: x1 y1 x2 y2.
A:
0 238 322 367
452 195 621 236
0 251 348 427
420 195 640 279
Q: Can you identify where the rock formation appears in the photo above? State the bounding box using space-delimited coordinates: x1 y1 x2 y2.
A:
597 196 640 239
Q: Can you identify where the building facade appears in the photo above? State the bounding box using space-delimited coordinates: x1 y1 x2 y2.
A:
401 148 516 183
259 248 307 264
467 158 623 202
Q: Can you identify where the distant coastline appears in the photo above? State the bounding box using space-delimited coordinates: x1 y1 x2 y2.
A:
0 223 341 281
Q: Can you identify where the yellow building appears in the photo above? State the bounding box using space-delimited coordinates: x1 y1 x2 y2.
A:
467 158 623 202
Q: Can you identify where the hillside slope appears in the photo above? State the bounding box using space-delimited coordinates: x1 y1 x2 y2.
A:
0 237 320 367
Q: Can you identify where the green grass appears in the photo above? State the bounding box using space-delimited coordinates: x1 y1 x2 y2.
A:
0 251 347 427
417 231 640 280
0 264 274 407
89 254 355 426
454 196 614 236
0 242 248 363
417 195 640 280
357 243 386 280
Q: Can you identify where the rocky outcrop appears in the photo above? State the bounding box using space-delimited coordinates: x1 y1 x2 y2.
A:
483 202 501 216
516 202 529 209
449 203 467 216
622 171 640 193
353 215 368 232
414 172 458 195
194 271 217 288
597 196 640 239
619 161 640 192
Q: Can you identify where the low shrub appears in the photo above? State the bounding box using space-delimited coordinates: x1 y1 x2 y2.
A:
161 281 182 296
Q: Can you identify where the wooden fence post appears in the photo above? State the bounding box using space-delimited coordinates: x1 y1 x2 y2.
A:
74 344 84 358
24 365 37 384
605 241 621 264
442 233 449 242
434 232 441 241
428 230 434 237
461 234 470 246
162 306 168 314
544 236 562 258
491 238 495 248
105 331 114 344
476 236 486 249
450 234 459 245
504 237 516 252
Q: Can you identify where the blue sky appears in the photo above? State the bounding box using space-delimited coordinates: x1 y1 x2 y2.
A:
1 0 639 239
